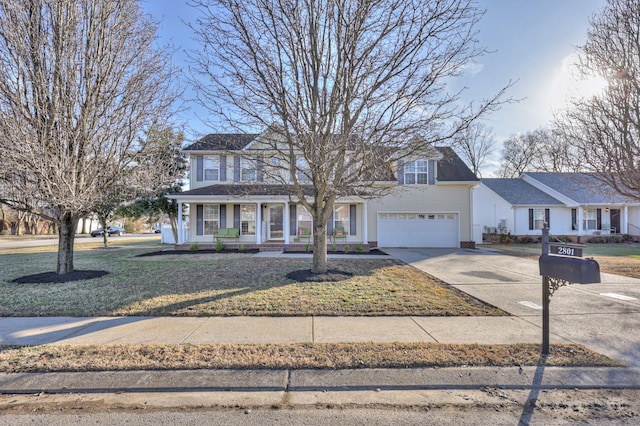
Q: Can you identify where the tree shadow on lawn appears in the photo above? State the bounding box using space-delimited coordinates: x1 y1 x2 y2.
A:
12 270 109 284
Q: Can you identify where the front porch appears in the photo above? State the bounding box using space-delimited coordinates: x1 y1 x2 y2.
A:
174 242 373 253
175 197 369 248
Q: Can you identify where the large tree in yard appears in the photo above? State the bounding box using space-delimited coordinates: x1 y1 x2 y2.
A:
189 0 511 273
0 0 178 274
554 0 640 199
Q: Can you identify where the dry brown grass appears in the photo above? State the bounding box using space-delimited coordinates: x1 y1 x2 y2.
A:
0 244 505 317
593 256 640 279
485 243 640 279
0 342 618 373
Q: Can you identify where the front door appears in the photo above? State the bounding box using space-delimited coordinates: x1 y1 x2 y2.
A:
268 205 284 240
611 209 620 234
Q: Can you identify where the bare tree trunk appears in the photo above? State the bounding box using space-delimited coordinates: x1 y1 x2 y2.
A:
15 210 26 236
99 218 109 248
81 217 87 234
312 222 328 274
57 213 79 274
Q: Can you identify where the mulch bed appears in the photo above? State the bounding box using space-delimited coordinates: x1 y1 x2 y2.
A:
136 248 260 257
286 269 353 282
12 270 109 284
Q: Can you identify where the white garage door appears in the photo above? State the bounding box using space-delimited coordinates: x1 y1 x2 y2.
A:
377 212 459 248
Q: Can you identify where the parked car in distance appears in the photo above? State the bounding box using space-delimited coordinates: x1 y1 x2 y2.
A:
90 226 125 237
153 225 162 233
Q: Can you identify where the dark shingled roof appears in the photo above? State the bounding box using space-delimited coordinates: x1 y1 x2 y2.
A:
178 184 311 197
184 133 477 183
482 178 564 205
523 172 635 204
184 134 258 151
177 184 373 197
435 147 479 182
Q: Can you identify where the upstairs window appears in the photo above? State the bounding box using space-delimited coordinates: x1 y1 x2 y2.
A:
203 156 220 181
241 158 257 181
403 160 428 184
295 157 311 183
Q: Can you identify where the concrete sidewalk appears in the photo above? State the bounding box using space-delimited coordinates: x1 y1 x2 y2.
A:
0 315 552 346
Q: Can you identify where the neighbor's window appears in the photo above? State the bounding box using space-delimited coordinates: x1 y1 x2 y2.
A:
532 208 545 230
203 156 220 181
203 205 220 235
404 160 428 184
240 204 256 235
241 159 256 181
583 208 598 230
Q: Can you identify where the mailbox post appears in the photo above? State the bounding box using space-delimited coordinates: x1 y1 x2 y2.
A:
539 225 600 354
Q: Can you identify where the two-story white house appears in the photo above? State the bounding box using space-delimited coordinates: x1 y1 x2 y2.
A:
169 131 479 250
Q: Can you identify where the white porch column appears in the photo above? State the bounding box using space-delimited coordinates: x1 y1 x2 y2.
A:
578 207 584 237
256 202 262 244
177 202 183 244
284 201 290 244
362 202 368 244
624 205 629 234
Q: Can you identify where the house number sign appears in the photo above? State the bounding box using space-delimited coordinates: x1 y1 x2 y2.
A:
549 244 583 258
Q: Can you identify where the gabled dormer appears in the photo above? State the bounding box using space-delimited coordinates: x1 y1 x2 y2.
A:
394 147 478 185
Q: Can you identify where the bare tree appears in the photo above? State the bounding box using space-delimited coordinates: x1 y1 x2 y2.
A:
0 0 179 274
554 0 640 199
450 122 495 177
497 130 545 178
497 128 579 177
189 0 511 273
90 126 187 248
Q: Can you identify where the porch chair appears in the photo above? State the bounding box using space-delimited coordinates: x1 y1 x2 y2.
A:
332 227 347 244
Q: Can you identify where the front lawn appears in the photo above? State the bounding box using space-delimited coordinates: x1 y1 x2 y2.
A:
0 241 504 317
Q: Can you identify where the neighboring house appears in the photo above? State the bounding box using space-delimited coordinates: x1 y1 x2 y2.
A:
168 131 479 250
473 172 640 243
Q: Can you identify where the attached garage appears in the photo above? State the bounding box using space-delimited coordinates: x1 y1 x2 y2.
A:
377 212 459 248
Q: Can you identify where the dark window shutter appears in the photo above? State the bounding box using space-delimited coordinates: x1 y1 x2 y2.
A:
196 205 203 235
196 156 203 182
597 208 602 230
350 204 357 235
220 204 226 228
545 209 550 228
290 204 297 236
327 211 334 235
572 209 577 230
528 209 534 230
234 205 240 229
397 159 404 185
428 160 436 185
257 156 264 182
220 155 227 181
234 156 241 182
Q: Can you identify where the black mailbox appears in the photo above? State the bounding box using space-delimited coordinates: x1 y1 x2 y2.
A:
539 254 601 284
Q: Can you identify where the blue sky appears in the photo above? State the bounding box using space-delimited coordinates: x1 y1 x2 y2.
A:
142 0 606 171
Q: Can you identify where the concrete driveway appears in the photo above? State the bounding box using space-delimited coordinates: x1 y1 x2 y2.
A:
384 247 640 367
